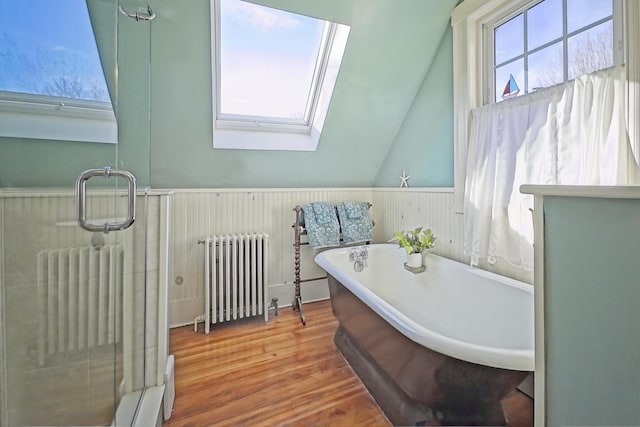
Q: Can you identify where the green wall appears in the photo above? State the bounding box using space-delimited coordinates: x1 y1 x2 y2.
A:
0 0 457 189
544 196 640 426
374 27 454 187
0 138 114 188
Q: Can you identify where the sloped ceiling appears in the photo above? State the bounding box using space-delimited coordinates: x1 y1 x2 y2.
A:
149 0 458 188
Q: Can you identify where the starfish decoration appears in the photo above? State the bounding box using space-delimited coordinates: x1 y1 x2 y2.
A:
399 170 411 188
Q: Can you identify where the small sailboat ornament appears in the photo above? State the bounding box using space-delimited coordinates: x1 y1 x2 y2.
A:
502 74 520 100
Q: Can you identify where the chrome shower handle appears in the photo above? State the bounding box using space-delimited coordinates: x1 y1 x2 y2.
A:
75 167 137 233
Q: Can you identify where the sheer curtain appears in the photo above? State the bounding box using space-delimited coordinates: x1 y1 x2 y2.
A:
464 65 640 270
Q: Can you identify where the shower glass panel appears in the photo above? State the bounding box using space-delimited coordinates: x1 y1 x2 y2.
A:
0 0 152 425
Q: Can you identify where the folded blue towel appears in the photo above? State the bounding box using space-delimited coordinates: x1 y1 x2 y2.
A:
337 201 373 245
342 201 362 219
312 202 335 224
302 202 340 249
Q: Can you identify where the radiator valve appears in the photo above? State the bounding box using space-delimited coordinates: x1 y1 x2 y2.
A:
270 297 279 316
193 314 205 332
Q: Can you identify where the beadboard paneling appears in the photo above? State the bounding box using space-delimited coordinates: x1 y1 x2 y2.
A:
371 188 465 262
169 189 374 326
168 188 470 327
1 188 530 332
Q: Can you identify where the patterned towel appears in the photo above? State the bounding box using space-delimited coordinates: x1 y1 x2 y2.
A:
302 202 340 249
337 201 373 244
342 201 362 219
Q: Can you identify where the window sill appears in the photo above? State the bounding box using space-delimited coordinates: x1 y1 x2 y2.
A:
212 125 320 151
0 94 117 144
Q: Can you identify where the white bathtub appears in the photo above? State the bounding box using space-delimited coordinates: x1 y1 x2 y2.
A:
315 243 534 425
314 243 534 371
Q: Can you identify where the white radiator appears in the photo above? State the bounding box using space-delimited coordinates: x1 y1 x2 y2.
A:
36 244 124 365
203 233 269 334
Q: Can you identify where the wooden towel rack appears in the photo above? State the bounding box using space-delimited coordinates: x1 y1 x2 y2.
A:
291 203 373 325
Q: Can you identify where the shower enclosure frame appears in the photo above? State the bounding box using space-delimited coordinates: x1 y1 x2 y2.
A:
0 0 171 424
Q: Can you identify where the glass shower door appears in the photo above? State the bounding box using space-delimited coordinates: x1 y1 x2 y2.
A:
0 0 151 425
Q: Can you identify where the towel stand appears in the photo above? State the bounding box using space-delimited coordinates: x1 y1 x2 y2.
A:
292 203 373 325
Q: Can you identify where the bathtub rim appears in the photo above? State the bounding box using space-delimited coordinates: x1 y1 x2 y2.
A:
315 243 534 371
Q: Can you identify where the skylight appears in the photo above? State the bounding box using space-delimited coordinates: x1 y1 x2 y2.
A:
0 0 116 143
218 0 325 122
0 0 110 103
211 0 350 151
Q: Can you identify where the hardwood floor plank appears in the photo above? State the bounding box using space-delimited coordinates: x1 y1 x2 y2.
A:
174 346 339 396
168 353 350 421
165 300 391 427
280 394 391 427
165 299 532 427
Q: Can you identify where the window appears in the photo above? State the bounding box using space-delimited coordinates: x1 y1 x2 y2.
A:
210 0 350 151
489 0 619 102
450 0 630 212
0 0 116 143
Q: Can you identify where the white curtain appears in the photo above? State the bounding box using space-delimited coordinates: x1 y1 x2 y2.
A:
464 65 640 270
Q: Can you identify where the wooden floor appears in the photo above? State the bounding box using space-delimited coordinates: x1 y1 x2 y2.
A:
165 300 390 426
164 300 533 427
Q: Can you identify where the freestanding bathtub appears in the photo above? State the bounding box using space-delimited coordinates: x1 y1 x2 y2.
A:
315 244 534 426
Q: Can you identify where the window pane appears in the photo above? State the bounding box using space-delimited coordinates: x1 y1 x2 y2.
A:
527 0 562 51
529 41 563 91
567 0 612 34
0 0 110 103
567 20 613 80
219 0 325 120
495 14 524 65
495 59 524 102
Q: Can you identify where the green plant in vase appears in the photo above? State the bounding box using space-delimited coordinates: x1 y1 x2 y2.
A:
389 227 436 268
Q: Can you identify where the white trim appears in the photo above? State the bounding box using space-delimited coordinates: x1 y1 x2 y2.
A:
209 0 349 151
0 92 116 144
131 385 165 427
153 187 374 194
156 193 171 386
0 188 174 198
0 197 7 427
531 194 546 427
158 187 453 194
520 184 640 198
452 0 496 212
371 187 455 194
211 127 321 151
0 187 456 196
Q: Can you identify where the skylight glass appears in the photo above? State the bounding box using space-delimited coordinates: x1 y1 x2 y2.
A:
210 0 350 151
0 0 110 103
216 0 329 124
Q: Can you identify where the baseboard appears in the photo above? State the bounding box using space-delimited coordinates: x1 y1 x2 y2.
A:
133 385 165 427
170 281 331 328
163 355 175 421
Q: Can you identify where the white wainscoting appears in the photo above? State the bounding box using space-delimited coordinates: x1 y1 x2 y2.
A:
168 188 473 327
0 187 531 336
371 188 465 262
169 188 372 327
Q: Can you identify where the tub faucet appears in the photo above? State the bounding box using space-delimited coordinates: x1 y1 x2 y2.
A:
350 246 368 272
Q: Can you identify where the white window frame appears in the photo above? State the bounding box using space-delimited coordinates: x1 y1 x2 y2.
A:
0 91 116 144
210 0 349 151
451 0 634 212
486 0 623 104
